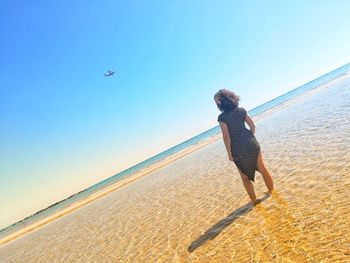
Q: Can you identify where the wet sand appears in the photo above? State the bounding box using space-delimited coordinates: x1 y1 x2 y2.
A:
2 70 348 248
0 133 222 246
0 76 349 262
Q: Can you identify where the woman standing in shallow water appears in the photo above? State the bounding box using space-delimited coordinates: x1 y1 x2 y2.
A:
214 89 274 205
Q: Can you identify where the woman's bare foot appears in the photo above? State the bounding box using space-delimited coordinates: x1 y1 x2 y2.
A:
264 190 273 197
251 198 262 206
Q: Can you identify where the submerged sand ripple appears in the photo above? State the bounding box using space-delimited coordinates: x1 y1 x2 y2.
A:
1 80 349 262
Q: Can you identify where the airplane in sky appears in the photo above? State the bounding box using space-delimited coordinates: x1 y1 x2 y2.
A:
104 70 116 77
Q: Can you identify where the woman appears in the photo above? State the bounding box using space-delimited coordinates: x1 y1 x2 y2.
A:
214 89 274 205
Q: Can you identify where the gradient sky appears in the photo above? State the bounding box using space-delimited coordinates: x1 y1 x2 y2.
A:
1 1 350 229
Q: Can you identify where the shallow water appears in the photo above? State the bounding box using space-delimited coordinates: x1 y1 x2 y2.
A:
0 78 349 262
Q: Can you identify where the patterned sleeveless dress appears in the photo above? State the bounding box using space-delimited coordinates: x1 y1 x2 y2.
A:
217 107 261 181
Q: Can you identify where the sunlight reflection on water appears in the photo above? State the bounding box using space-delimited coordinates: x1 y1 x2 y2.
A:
1 78 350 262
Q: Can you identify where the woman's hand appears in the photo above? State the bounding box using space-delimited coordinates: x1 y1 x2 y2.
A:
245 114 256 134
228 153 233 162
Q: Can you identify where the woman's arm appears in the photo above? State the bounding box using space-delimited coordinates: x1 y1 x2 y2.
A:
219 121 233 161
245 114 256 134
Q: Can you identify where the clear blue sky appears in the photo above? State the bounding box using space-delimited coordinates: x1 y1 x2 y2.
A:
1 0 350 229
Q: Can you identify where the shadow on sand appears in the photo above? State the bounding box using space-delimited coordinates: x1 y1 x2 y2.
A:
187 193 271 252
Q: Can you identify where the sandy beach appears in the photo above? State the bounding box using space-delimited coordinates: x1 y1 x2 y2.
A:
0 133 222 246
2 70 347 248
0 75 350 262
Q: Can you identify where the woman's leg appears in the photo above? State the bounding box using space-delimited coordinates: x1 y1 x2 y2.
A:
257 151 274 193
237 169 258 205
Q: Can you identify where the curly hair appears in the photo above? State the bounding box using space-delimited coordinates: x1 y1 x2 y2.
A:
214 89 240 112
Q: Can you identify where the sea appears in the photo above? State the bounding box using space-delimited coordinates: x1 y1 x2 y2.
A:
0 63 350 262
1 63 349 241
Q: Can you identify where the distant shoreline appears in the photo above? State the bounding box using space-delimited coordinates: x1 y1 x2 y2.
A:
1 71 349 246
